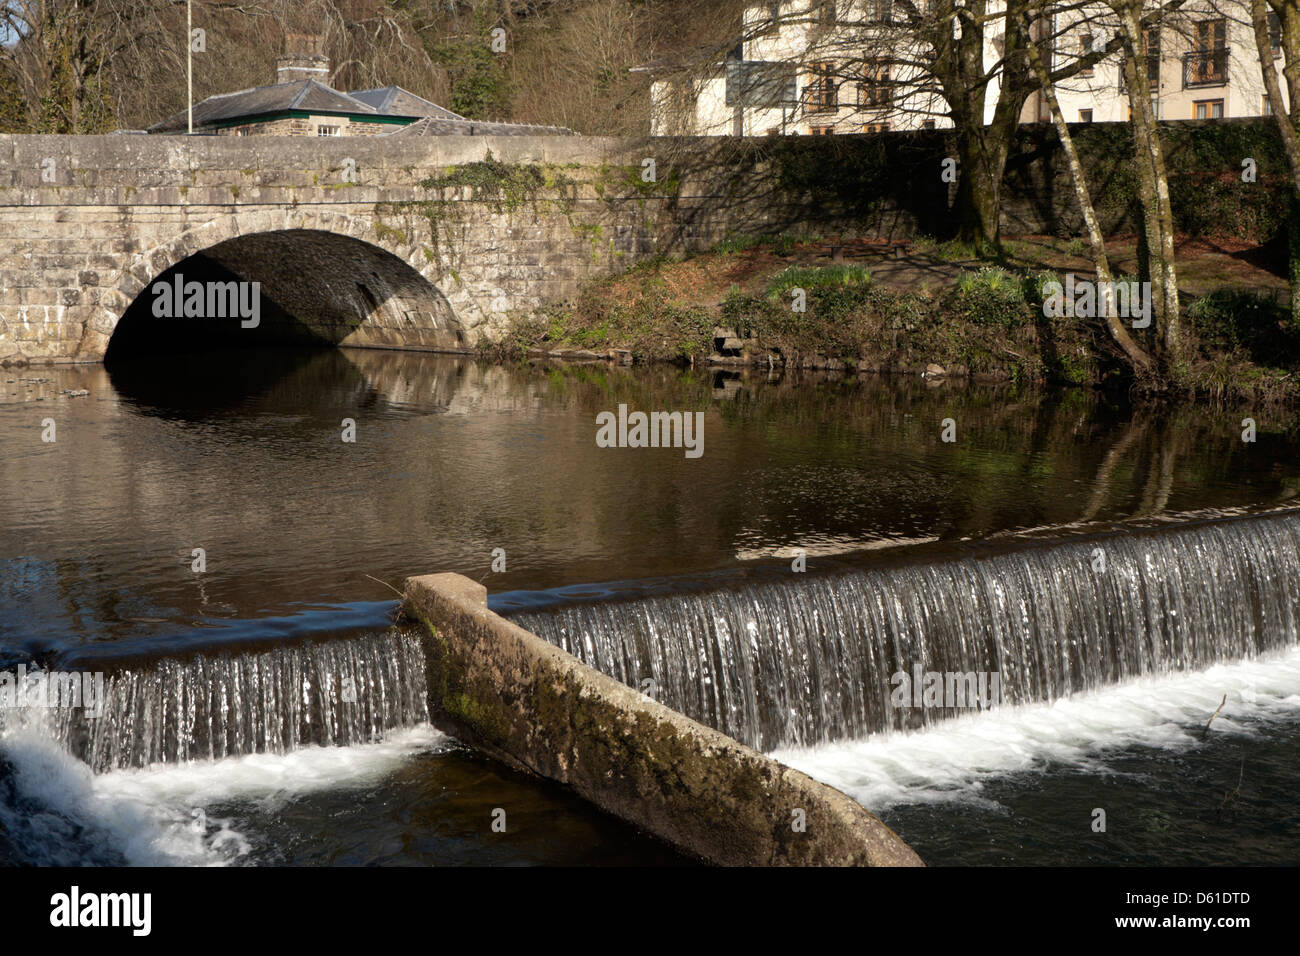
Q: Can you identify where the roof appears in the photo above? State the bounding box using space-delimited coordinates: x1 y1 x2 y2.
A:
348 86 465 121
149 79 389 132
392 117 578 136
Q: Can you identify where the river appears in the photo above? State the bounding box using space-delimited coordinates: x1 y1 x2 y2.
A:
1 346 1297 865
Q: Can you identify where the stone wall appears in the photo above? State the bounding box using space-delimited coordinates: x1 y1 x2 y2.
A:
213 116 400 137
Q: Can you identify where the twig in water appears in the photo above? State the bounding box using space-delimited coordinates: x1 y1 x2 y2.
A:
1202 693 1228 739
363 573 404 599
1217 760 1245 820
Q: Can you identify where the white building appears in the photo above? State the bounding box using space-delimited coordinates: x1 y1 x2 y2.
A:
637 0 1291 135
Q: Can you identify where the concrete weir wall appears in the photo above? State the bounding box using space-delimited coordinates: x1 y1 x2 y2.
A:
402 572 922 867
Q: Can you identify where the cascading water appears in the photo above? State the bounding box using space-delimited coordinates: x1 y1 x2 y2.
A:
7 629 429 773
509 510 1300 752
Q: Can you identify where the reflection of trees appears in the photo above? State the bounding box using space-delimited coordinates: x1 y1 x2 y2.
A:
1138 421 1179 515
1082 416 1147 522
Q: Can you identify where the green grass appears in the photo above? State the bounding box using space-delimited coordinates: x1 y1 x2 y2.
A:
711 232 820 256
911 235 980 261
765 264 872 301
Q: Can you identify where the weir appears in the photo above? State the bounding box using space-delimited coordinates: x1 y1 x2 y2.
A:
401 573 922 866
507 509 1300 751
40 630 427 773
16 510 1294 864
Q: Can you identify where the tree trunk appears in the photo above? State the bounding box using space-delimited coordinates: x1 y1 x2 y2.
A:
1253 0 1300 328
1022 10 1153 371
1116 0 1182 363
954 126 1004 254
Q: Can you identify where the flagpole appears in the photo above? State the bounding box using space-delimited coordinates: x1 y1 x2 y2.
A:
187 0 193 134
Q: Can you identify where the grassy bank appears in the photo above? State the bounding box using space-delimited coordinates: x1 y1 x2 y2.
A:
490 235 1300 406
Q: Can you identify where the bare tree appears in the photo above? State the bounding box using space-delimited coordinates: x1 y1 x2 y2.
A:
1021 4 1154 371
1112 0 1183 361
0 0 151 131
1251 0 1300 325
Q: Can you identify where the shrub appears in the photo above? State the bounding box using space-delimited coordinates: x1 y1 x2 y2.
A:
953 267 1029 328
1021 269 1061 305
1186 288 1286 352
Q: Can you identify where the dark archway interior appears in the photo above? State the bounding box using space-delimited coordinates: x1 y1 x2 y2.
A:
105 229 465 366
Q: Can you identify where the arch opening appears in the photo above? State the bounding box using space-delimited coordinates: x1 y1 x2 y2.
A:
104 229 467 366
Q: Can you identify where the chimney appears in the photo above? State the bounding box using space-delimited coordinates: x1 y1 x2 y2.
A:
277 34 330 85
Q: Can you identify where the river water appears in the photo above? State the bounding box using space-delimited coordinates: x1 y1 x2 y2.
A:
1 347 1297 865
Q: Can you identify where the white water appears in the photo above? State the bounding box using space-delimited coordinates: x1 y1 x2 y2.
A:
772 646 1300 813
0 718 446 866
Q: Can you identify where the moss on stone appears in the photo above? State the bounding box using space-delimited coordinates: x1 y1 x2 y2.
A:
373 221 407 246
443 690 511 746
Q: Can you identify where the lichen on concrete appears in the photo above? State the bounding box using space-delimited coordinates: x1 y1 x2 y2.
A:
402 571 923 867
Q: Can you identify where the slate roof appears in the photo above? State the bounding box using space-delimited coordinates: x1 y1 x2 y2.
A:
392 117 578 136
347 86 464 121
149 79 388 133
148 75 569 136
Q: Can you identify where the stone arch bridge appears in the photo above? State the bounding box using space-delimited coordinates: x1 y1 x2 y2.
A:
0 130 991 365
0 134 764 365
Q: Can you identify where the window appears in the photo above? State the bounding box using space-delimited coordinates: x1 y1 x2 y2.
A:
809 125 836 135
862 122 889 133
805 61 838 111
1269 12 1282 58
726 61 798 108
1125 97 1162 121
861 58 892 107
1194 99 1224 119
1144 26 1160 86
1195 19 1226 52
1038 13 1057 74
1079 33 1095 77
317 125 341 136
813 0 836 27
760 1 782 33
1079 109 1093 122
1264 94 1275 116
922 119 937 130
865 0 892 23
1185 20 1227 87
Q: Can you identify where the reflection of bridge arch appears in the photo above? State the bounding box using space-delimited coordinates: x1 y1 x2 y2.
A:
95 211 465 360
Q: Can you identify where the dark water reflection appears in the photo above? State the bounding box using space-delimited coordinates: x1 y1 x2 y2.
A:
2 347 1299 660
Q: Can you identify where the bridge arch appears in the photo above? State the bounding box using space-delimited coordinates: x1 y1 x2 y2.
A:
92 210 467 361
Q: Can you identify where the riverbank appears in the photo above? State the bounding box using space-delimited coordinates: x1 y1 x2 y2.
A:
490 233 1300 406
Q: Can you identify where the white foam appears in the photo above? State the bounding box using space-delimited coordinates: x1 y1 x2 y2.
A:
771 647 1300 813
0 720 447 866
